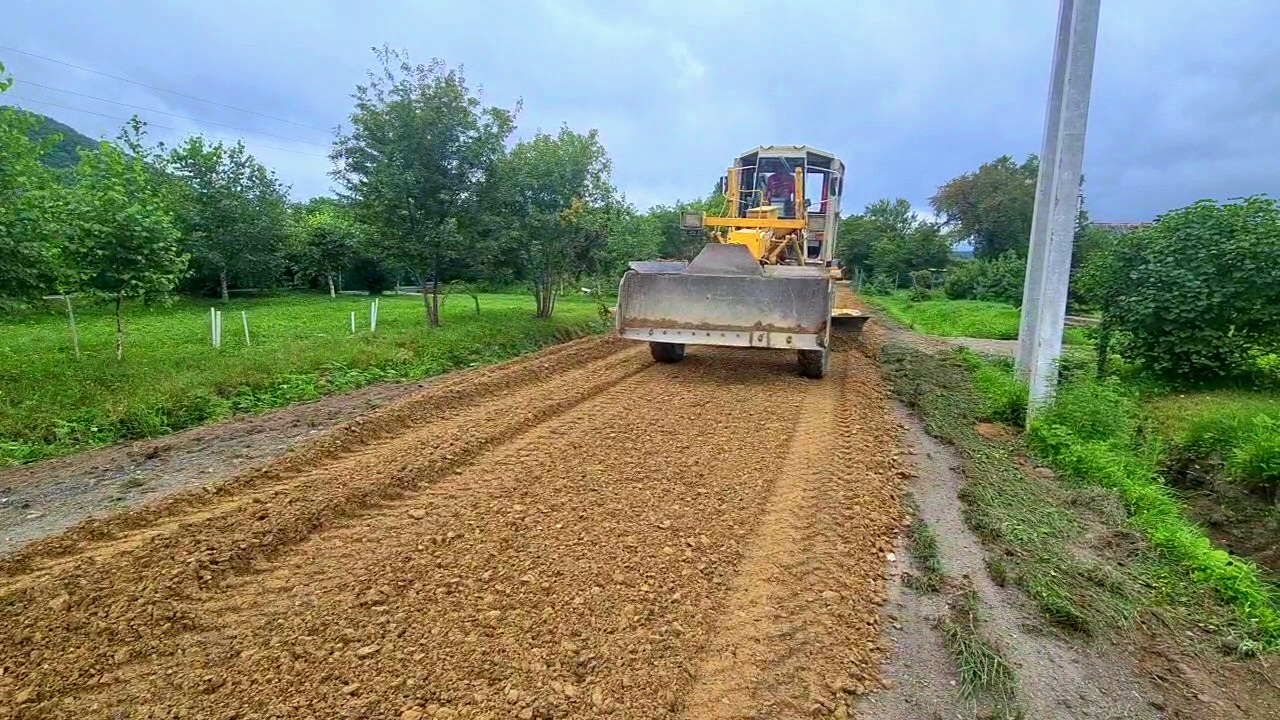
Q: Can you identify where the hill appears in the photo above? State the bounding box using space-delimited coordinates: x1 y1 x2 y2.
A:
3 108 98 169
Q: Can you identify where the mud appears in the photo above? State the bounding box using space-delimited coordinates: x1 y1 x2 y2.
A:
0 333 908 718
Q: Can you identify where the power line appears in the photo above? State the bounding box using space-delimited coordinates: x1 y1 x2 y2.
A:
16 80 330 147
2 95 331 158
0 44 330 133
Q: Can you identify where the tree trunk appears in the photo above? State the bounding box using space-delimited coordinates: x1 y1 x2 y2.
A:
472 294 480 315
219 269 229 303
421 282 433 327
327 272 336 299
114 295 124 361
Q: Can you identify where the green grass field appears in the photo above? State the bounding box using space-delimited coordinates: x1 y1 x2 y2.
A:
862 292 1089 345
0 292 606 465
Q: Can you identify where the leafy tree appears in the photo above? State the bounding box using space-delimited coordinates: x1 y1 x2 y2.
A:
1100 197 1280 383
71 132 187 359
166 136 292 301
296 205 361 298
333 48 514 326
838 198 950 285
0 66 72 309
931 155 1038 259
490 126 615 317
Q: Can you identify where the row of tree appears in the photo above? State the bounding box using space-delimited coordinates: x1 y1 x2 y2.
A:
1 54 714 349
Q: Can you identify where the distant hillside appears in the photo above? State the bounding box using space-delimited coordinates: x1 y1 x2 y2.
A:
4 108 98 169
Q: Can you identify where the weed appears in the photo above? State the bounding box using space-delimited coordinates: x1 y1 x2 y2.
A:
120 474 147 489
942 588 1023 719
904 495 945 593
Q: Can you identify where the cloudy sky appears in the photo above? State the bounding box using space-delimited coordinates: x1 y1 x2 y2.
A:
3 0 1277 222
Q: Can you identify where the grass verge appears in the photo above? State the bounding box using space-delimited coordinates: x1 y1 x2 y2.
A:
1024 376 1280 652
0 292 607 465
879 342 1264 650
862 292 1088 345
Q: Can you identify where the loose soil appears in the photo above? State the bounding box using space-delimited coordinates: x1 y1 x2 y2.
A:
0 332 909 718
0 381 428 554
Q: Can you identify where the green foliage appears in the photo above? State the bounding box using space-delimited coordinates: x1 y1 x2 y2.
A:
944 252 1025 305
488 126 615 318
1027 375 1280 648
908 269 933 301
1226 416 1280 498
71 129 188 359
931 155 1038 259
294 204 361 297
1098 197 1280 383
0 100 73 308
838 197 950 285
0 293 604 465
8 109 97 170
165 135 292 300
334 48 515 326
969 358 1028 426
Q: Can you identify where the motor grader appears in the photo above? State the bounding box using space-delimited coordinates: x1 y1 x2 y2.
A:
615 145 859 378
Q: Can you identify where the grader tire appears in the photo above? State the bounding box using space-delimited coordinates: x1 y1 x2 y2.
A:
798 348 829 379
649 341 686 363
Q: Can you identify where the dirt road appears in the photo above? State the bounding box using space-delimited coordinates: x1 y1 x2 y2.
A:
0 334 905 718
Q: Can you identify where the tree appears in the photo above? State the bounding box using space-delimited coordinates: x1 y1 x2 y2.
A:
296 204 360 298
71 131 187 359
0 72 72 308
838 198 950 285
931 155 1038 259
333 48 515 326
166 136 291 301
491 126 615 317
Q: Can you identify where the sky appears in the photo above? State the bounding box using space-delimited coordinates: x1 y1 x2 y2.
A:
2 0 1278 222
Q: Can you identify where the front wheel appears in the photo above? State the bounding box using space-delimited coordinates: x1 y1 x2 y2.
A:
798 348 828 379
650 341 686 363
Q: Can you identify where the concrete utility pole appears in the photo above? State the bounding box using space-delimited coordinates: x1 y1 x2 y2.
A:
1016 0 1101 413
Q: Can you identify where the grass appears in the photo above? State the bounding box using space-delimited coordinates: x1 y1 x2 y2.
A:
941 587 1023 719
904 495 945 593
0 291 607 465
881 343 1141 638
863 292 1089 345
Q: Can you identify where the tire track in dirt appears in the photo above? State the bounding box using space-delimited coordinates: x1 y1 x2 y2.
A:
1 335 908 719
680 349 905 718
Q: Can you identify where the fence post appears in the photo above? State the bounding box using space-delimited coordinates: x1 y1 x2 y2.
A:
64 295 81 359
350 311 356 334
241 311 250 346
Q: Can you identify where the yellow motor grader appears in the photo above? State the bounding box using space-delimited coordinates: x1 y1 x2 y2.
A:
616 145 858 378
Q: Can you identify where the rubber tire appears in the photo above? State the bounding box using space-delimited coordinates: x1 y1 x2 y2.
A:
649 341 686 363
798 348 828 379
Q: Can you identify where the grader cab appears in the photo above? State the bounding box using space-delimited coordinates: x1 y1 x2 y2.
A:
616 145 855 378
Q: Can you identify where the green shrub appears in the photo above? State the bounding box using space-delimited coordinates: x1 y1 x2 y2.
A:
1101 197 1280 383
908 269 933 301
944 251 1025 306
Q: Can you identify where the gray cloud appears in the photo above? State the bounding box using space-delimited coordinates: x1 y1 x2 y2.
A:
3 0 1278 221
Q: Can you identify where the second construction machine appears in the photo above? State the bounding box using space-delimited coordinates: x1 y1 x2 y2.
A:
616 145 854 378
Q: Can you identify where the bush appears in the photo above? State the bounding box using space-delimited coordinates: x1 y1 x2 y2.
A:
944 251 1024 305
908 269 933 301
1102 197 1280 383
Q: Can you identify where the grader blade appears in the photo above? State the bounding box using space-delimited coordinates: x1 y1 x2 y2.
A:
616 244 833 351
